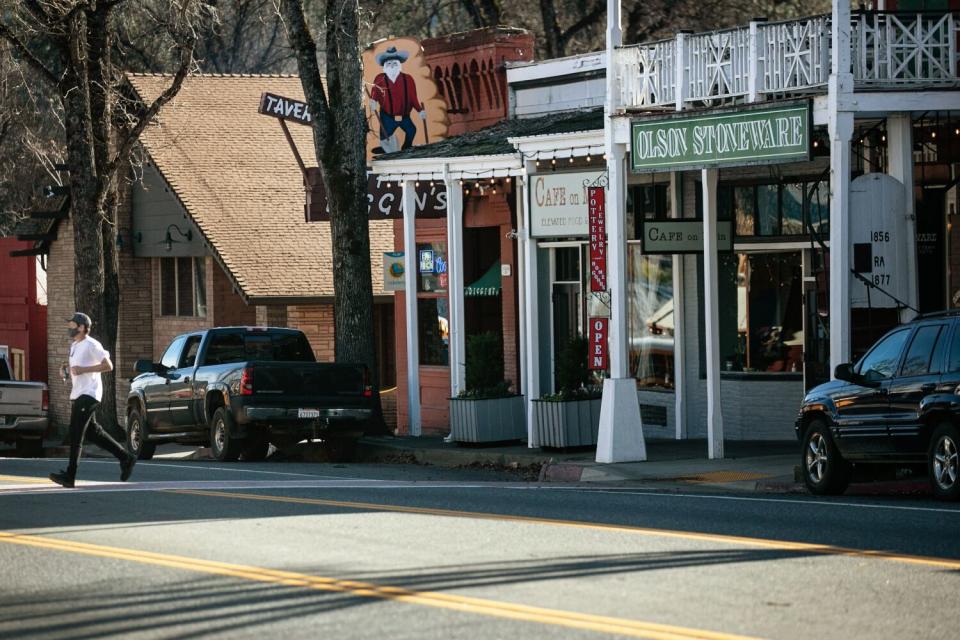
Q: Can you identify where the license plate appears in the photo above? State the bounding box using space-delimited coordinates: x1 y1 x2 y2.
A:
298 408 320 419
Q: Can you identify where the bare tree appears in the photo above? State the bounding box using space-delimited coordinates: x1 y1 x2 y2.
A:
278 0 383 428
0 0 216 430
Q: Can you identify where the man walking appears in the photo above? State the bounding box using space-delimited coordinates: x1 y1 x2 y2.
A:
49 312 136 488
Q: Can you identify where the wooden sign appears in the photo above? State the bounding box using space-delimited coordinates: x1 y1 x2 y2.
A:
258 93 313 126
304 175 448 222
588 317 609 371
588 186 607 292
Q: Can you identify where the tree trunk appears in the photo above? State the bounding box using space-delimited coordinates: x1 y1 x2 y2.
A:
539 0 564 58
280 0 386 432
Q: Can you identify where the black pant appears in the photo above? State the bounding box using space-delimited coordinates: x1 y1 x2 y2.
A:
379 114 417 149
66 395 128 479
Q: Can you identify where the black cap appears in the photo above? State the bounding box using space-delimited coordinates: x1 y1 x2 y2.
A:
67 312 92 328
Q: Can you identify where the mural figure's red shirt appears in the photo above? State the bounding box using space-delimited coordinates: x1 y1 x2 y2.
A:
371 73 423 116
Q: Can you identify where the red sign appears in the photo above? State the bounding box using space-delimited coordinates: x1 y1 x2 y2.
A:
588 186 607 292
588 317 609 371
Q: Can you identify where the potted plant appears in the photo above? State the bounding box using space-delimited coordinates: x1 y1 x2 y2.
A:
449 332 526 443
533 336 603 449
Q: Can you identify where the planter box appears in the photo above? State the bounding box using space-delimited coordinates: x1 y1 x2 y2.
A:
533 397 602 448
449 395 526 443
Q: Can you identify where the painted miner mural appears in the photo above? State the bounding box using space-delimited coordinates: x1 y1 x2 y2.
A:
363 38 448 159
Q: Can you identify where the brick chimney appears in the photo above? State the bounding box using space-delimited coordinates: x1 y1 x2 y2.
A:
422 27 535 136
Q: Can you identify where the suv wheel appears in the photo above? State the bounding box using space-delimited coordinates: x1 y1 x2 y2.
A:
210 407 243 462
126 408 156 460
802 419 850 495
929 423 960 501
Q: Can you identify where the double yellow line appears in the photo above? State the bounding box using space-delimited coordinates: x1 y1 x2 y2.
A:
0 530 757 640
171 489 960 572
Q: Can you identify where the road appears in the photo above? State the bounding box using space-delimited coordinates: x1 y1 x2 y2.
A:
0 454 958 640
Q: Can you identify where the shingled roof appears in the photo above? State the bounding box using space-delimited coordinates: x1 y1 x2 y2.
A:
128 74 392 302
378 108 604 160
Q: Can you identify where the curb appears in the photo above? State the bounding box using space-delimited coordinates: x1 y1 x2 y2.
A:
356 438 554 470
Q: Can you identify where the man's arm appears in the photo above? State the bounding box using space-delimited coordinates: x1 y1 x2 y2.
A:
71 357 113 375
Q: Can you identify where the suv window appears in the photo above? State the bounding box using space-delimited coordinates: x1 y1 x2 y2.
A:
948 324 960 373
856 329 909 382
901 325 946 377
160 336 187 370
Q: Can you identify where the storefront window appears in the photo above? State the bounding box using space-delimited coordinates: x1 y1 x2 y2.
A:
417 242 448 293
717 252 804 373
718 181 829 238
627 245 674 389
629 183 671 239
418 297 449 366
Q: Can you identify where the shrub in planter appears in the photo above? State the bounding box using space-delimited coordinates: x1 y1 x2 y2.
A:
534 336 602 448
449 332 525 443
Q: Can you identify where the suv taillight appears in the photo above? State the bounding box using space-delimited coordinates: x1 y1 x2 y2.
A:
240 367 254 395
41 389 49 412
363 367 373 398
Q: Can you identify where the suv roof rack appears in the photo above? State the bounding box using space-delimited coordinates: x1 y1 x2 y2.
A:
916 309 960 320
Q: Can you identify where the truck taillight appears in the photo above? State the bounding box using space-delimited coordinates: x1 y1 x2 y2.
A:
363 367 372 398
42 389 49 412
240 367 254 395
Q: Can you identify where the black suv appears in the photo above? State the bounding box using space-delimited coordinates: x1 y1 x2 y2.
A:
797 312 960 500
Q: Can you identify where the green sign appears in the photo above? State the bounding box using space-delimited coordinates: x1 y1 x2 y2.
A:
631 103 810 172
640 220 734 254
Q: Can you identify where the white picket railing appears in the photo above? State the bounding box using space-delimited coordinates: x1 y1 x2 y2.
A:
616 12 958 111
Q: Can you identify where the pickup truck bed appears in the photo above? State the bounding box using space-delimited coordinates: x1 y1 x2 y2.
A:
0 365 48 457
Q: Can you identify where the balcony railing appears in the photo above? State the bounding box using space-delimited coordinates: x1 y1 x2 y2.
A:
617 12 959 111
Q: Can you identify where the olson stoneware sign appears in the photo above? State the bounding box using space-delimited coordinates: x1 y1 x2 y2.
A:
631 103 811 172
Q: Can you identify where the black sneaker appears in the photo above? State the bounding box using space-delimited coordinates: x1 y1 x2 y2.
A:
49 471 75 488
120 454 136 482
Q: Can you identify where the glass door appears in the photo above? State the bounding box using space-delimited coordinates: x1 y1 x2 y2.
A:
550 245 585 391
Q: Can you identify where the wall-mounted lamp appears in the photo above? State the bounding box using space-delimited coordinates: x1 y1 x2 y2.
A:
160 224 192 252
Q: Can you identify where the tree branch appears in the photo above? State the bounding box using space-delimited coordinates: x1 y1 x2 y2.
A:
559 1 605 51
0 22 61 87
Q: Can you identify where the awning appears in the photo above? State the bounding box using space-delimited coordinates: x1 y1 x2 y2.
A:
464 263 501 297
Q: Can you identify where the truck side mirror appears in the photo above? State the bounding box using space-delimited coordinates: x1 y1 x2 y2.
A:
134 360 166 376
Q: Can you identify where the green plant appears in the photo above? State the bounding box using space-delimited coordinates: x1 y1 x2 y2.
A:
547 335 600 401
459 332 514 399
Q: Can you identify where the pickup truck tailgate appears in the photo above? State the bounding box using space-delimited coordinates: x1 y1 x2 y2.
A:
0 381 45 418
252 363 367 398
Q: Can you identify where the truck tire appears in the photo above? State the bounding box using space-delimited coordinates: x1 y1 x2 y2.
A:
126 408 156 460
242 437 270 462
323 436 358 463
15 437 43 458
210 407 243 462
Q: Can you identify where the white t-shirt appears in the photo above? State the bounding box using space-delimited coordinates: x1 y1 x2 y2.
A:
69 336 110 401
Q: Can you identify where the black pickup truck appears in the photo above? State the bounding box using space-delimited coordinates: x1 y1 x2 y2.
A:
127 327 373 462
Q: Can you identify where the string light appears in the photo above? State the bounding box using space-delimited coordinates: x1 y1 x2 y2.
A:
813 140 818 148
490 178 495 185
586 154 592 163
568 156 574 163
551 158 556 166
932 131 937 139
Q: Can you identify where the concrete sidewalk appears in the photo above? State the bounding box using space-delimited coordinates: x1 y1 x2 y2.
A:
356 436 801 492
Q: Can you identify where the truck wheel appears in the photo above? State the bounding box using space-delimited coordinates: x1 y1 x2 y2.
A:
323 437 358 463
15 437 43 458
802 419 850 495
127 408 156 460
210 407 243 462
242 438 270 462
929 422 960 501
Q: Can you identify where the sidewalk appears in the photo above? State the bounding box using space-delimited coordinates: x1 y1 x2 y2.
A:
356 436 802 492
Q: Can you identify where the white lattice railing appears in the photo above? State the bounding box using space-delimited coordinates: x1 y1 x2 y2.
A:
853 12 959 86
615 12 958 111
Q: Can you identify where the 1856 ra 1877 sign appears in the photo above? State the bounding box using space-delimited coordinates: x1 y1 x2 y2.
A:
631 102 811 173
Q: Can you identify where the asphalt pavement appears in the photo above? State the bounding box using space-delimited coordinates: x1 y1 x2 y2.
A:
1 454 958 640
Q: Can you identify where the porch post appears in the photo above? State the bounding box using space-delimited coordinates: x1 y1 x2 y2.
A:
597 0 646 463
829 0 854 370
516 175 528 403
670 172 687 440
445 170 466 396
521 160 541 447
886 114 918 322
701 169 723 460
402 179 421 435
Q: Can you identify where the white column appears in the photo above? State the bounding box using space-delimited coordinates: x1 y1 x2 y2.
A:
701 169 723 459
521 162 540 447
597 0 646 464
516 176 528 401
670 172 687 440
887 114 918 322
402 179 421 436
828 0 854 372
445 172 466 395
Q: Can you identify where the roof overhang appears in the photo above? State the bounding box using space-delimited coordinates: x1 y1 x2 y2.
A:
370 154 522 181
508 129 604 159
